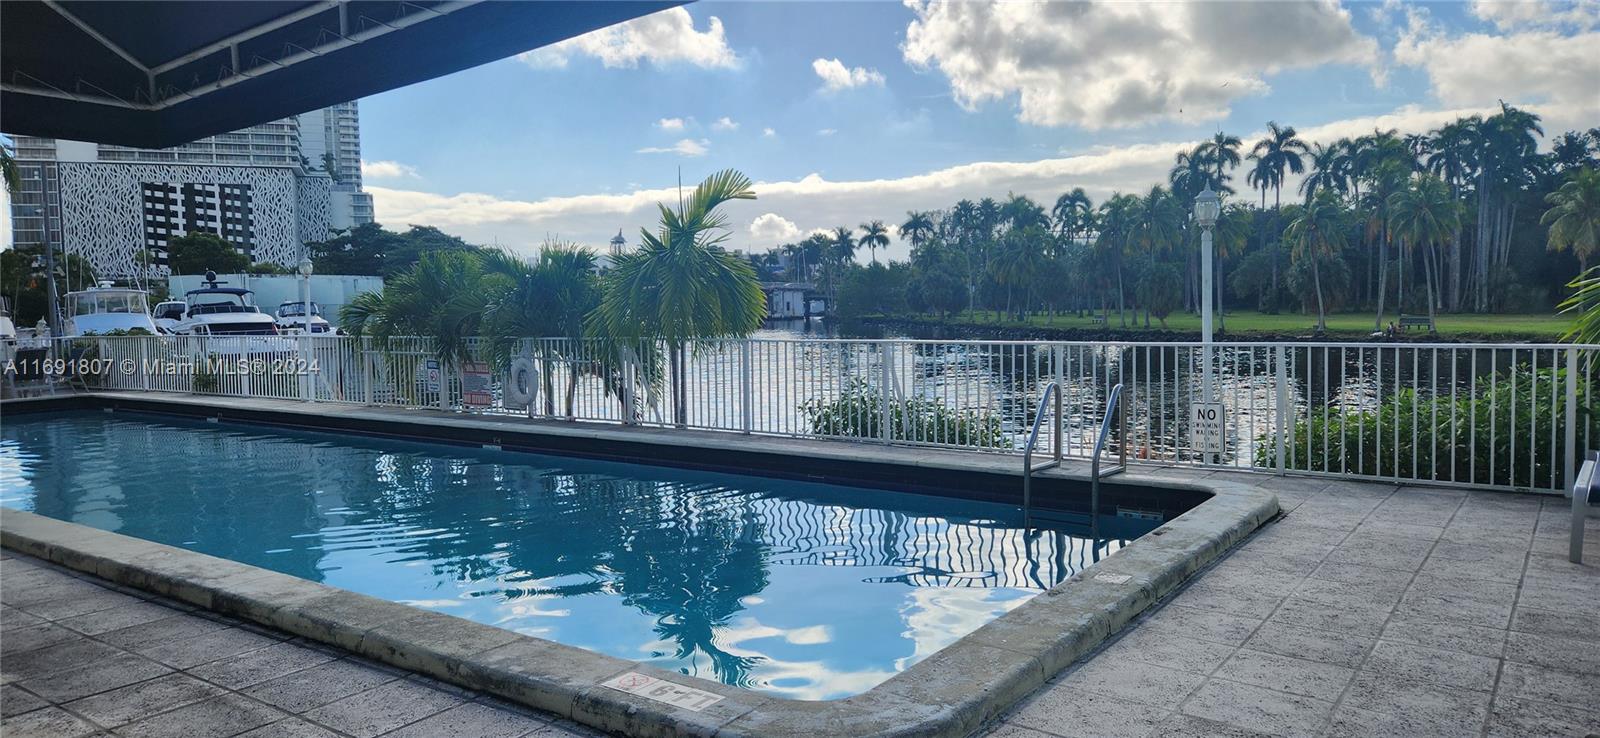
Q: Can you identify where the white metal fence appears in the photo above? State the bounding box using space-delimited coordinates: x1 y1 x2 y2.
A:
13 334 1598 494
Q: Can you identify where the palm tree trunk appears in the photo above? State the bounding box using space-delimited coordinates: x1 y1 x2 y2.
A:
1374 231 1389 331
1312 255 1326 332
671 343 686 427
564 363 578 418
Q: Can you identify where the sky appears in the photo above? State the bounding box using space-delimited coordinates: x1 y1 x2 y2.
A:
147 2 1600 263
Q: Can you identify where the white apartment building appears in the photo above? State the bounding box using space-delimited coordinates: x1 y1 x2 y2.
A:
7 102 374 277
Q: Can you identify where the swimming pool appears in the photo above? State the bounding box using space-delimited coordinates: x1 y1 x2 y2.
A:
0 411 1174 699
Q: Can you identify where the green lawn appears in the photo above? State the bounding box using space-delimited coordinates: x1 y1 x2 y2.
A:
893 309 1575 340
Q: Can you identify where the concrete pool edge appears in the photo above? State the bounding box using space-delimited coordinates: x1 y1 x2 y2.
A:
0 394 1280 737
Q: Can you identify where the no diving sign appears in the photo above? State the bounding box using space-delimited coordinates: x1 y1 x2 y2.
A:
1191 402 1226 454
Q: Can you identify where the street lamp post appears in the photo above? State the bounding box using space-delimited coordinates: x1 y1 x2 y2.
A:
297 257 314 402
1194 186 1221 462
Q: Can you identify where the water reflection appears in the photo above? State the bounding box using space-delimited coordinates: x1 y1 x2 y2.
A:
0 413 1144 698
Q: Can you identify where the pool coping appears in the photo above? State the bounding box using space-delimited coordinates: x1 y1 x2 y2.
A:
0 393 1280 737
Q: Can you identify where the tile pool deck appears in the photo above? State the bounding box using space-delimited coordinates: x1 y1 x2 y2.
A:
3 397 1599 736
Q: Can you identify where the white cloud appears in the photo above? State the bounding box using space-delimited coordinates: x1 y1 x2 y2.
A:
370 103 1587 264
635 138 709 157
748 213 800 242
1394 6 1600 115
762 127 777 138
811 58 886 91
1470 0 1600 30
518 7 738 69
713 117 740 132
901 0 1378 129
655 117 687 131
816 128 837 137
360 160 420 180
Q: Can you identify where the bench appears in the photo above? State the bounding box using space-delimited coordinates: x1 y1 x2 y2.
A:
1573 452 1598 563
1088 314 1108 326
1398 315 1435 332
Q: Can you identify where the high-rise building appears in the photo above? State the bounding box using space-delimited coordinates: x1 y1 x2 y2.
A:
6 102 374 277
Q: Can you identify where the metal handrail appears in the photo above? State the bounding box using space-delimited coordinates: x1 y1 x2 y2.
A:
1090 384 1128 540
1021 382 1062 524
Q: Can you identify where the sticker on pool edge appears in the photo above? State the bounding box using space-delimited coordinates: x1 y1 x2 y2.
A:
601 672 725 712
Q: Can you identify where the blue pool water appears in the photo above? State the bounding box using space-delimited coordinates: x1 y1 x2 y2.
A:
0 412 1146 699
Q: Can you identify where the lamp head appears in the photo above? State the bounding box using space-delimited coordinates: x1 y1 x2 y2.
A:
1194 186 1221 228
297 258 314 277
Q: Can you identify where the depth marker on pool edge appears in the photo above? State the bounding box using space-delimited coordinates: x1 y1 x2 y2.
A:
602 672 726 711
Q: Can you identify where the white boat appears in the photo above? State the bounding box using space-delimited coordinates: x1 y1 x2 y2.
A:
152 300 187 334
273 300 335 335
64 282 161 336
0 296 15 343
170 271 295 355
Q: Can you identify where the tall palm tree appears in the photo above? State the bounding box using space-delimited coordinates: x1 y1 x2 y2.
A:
1389 175 1460 324
1299 142 1345 203
1211 203 1253 333
1284 191 1348 331
1542 167 1600 270
1094 194 1139 327
900 211 935 251
1250 122 1309 311
1052 188 1091 242
858 220 890 265
592 168 767 426
1364 158 1409 329
1427 120 1474 309
1200 131 1243 187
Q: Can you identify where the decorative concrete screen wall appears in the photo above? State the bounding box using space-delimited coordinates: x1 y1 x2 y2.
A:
57 163 334 277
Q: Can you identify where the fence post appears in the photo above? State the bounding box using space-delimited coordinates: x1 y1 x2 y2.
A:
880 343 892 442
1567 348 1578 492
740 340 753 433
1275 345 1288 474
137 338 149 391
362 338 374 405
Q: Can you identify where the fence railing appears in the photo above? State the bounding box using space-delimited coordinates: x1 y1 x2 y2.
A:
10 334 1597 494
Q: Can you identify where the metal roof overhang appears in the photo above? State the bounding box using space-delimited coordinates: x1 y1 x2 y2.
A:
1 0 683 148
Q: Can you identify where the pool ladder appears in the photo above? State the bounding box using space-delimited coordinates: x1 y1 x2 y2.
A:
1022 383 1127 536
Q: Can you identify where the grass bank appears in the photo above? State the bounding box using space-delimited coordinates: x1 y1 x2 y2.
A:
869 310 1574 341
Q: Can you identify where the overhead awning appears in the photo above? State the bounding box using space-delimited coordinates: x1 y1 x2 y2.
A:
1 0 682 148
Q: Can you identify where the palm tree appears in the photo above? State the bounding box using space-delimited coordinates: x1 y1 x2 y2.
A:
472 244 617 416
1250 122 1309 311
1284 191 1348 331
1542 167 1600 270
1299 142 1345 203
900 211 935 251
859 220 890 265
340 249 493 367
592 168 767 426
1094 194 1139 327
1200 132 1243 187
1427 120 1474 309
1389 175 1460 324
1361 158 1408 329
1052 188 1091 242
1211 203 1253 333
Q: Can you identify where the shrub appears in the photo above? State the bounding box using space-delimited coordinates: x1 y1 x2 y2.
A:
1258 364 1595 489
800 378 1010 449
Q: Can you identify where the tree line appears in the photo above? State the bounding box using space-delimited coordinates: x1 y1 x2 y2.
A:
752 104 1599 333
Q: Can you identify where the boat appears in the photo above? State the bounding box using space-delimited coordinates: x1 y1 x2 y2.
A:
273 300 335 335
152 300 187 334
0 296 15 343
63 282 161 336
170 271 295 355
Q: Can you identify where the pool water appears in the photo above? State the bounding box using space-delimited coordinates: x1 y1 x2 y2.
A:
0 412 1148 699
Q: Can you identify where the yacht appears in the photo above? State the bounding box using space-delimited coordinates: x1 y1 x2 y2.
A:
170 271 294 355
152 300 187 334
63 282 161 336
273 300 335 335
0 296 15 343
